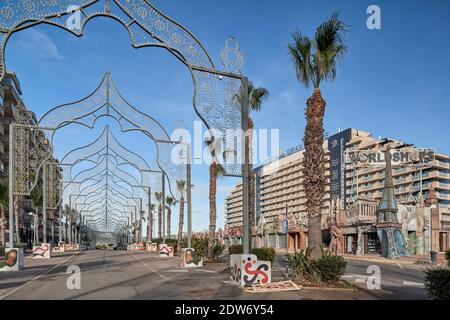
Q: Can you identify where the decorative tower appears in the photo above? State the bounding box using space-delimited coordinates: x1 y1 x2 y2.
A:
376 148 410 258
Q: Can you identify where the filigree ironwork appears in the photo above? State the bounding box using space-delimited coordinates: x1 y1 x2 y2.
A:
0 0 246 177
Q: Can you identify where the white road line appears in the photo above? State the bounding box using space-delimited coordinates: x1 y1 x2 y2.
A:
397 263 404 270
130 252 168 280
193 269 217 273
165 270 189 273
402 281 424 288
0 251 81 300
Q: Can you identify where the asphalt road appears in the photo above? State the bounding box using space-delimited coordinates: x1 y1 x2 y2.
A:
343 258 427 299
0 250 428 300
276 253 428 300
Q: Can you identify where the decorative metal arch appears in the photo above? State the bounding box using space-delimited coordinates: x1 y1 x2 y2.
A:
0 0 247 177
2 0 253 252
38 73 181 199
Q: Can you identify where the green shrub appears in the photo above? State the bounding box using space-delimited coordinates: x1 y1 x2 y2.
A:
228 244 243 255
252 247 276 264
445 249 450 267
312 248 347 284
286 247 317 282
192 237 208 258
286 247 347 285
424 266 450 300
213 243 226 260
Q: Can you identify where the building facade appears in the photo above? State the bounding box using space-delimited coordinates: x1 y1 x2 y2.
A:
224 128 450 253
0 71 50 248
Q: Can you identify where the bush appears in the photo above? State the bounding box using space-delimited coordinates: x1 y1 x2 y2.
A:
286 247 319 283
312 248 347 284
445 249 450 267
286 246 347 285
228 244 243 255
213 243 226 260
252 247 276 264
424 266 450 300
192 237 208 258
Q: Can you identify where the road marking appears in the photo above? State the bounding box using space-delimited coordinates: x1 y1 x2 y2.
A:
193 269 217 273
402 281 424 288
397 263 404 270
165 270 189 273
130 252 168 280
0 251 81 300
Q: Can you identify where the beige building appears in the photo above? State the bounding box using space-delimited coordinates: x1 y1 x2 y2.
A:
225 141 330 250
344 133 450 252
225 128 450 253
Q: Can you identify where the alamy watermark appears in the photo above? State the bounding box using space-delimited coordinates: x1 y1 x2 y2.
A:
367 5 381 30
66 264 81 290
170 121 280 169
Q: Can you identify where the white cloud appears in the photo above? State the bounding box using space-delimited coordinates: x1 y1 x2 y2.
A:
14 29 64 63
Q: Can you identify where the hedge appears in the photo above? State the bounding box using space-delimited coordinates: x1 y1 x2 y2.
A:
424 266 450 300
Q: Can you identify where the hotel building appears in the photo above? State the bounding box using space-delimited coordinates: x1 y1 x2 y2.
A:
224 128 450 253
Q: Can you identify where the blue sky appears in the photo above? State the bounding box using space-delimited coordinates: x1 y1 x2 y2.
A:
3 0 450 233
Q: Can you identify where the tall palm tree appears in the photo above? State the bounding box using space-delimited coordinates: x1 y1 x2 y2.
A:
155 192 162 239
176 180 186 252
206 138 225 258
0 178 8 247
165 196 175 240
147 204 155 242
288 12 348 258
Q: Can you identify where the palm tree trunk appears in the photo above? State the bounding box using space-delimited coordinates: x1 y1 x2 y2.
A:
51 221 54 245
208 162 217 259
0 206 5 247
34 208 40 244
14 196 20 244
147 210 152 241
158 203 162 239
177 195 185 252
248 117 255 250
303 88 326 259
166 207 171 240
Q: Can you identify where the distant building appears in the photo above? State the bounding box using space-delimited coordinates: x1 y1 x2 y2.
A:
224 128 450 253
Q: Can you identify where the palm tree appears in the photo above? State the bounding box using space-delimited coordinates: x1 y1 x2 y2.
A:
30 182 43 245
288 12 347 258
165 196 175 240
155 192 162 239
176 180 186 252
0 178 8 247
206 138 225 258
147 204 155 242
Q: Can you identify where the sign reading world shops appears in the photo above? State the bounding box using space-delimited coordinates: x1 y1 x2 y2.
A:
344 148 435 167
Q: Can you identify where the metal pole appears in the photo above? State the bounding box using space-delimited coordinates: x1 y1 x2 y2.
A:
8 124 14 248
162 172 166 245
241 77 250 254
43 162 47 243
127 217 130 244
139 198 143 242
147 187 152 241
187 143 192 248
58 204 62 242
